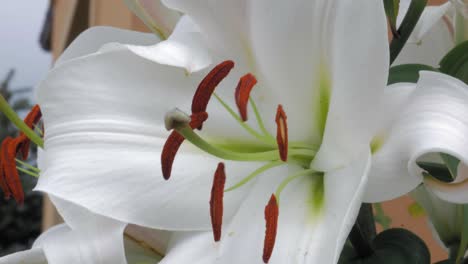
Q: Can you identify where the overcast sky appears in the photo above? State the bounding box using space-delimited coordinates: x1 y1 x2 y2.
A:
0 0 51 95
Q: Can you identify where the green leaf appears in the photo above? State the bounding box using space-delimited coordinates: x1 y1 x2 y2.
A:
384 0 400 37
341 228 430 264
417 161 454 182
388 64 438 85
439 41 468 84
389 0 428 65
440 153 460 180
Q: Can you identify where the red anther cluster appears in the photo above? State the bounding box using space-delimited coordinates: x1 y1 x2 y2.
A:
0 104 42 204
161 61 234 180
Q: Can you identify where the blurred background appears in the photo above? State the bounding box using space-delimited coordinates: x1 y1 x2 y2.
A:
0 0 453 262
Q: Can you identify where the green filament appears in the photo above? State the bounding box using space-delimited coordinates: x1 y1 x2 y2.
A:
225 161 284 192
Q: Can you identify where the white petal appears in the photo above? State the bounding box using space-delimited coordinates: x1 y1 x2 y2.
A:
211 153 371 263
411 186 462 246
0 248 47 264
123 16 213 73
364 72 468 202
37 38 262 230
123 0 181 39
394 2 454 67
44 197 128 264
159 232 216 264
311 0 389 170
161 0 252 70
55 26 159 66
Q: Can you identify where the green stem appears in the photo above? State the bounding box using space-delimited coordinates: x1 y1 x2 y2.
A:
456 205 468 263
177 126 315 161
389 0 428 65
249 98 273 138
455 11 468 45
213 93 273 143
225 161 284 192
15 158 40 173
0 95 43 148
275 169 316 202
16 166 39 178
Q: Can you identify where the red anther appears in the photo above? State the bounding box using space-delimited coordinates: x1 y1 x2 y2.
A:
19 105 42 160
161 112 209 180
235 73 257 122
0 141 11 200
1 137 24 204
263 194 279 263
161 131 184 180
275 105 288 162
191 60 234 115
209 162 226 242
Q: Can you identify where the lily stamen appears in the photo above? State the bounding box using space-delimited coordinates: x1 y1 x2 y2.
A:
235 73 257 122
191 60 234 115
1 137 25 203
162 110 208 180
275 105 288 162
210 162 226 242
263 194 279 263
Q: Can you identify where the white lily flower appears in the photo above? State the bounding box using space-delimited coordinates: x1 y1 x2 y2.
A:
21 0 468 263
394 0 455 66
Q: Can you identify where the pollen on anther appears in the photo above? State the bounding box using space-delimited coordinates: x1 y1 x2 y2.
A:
263 194 279 263
19 104 42 160
235 73 257 122
161 112 209 180
210 162 226 242
191 60 234 115
275 105 288 162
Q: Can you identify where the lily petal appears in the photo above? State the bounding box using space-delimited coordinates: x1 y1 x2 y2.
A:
55 26 159 66
36 37 262 230
365 72 468 202
123 0 181 39
123 16 213 73
309 0 389 170
205 153 371 263
159 232 216 264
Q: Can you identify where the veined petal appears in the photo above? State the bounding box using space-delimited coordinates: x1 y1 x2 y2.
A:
122 16 213 73
0 223 162 264
365 72 468 202
394 1 454 67
123 0 181 39
411 186 462 247
55 26 159 66
43 197 128 264
159 232 216 264
310 0 389 170
36 36 262 230
205 153 371 263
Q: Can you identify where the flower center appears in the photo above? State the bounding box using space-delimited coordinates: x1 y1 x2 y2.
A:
161 61 321 263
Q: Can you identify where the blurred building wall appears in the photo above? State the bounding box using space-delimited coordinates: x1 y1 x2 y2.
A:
44 0 450 262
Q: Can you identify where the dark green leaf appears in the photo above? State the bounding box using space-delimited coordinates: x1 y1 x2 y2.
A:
389 0 428 65
388 64 437 85
417 161 454 182
440 153 460 180
342 228 430 264
439 41 468 84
